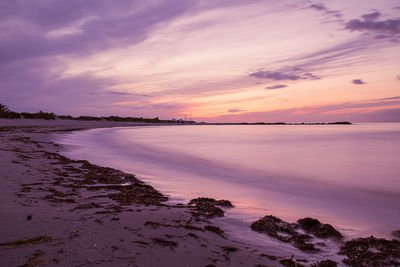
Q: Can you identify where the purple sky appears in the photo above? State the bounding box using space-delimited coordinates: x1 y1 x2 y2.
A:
1 0 400 122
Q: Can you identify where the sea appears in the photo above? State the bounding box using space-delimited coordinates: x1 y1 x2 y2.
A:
58 123 400 241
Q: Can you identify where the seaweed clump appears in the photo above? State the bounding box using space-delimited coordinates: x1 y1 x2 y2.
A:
339 236 400 266
188 197 233 218
0 236 52 247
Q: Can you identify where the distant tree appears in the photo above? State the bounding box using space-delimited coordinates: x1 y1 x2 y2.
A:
0 103 21 119
20 111 55 120
0 103 10 112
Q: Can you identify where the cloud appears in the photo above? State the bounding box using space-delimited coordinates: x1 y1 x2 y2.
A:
397 75 400 80
0 0 196 65
309 2 342 19
266 84 287 90
303 72 321 80
345 14 400 36
351 79 365 84
228 109 246 113
288 39 369 72
207 97 400 123
249 71 300 80
91 91 151 97
362 12 381 21
378 96 400 101
310 4 326 11
249 70 320 81
0 0 198 117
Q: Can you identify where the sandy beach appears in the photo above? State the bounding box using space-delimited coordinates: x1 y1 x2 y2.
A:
1 119 399 267
0 119 283 267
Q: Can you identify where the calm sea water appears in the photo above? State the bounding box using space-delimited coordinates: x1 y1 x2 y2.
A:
58 123 400 238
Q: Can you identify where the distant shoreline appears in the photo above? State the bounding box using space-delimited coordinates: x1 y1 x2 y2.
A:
0 117 352 126
1 103 351 125
198 121 352 125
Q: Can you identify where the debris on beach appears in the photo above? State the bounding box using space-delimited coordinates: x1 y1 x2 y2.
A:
0 236 52 247
204 225 225 237
220 246 238 253
151 238 178 249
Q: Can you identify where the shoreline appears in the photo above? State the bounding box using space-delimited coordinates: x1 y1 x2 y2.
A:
0 119 398 266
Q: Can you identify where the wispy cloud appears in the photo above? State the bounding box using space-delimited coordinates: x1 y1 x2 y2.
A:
278 39 371 77
362 12 381 21
228 108 246 113
266 84 287 90
1 0 399 122
377 96 400 101
0 0 196 65
309 2 342 19
250 71 300 80
208 97 400 123
249 70 320 81
90 91 151 97
345 13 400 36
351 79 365 85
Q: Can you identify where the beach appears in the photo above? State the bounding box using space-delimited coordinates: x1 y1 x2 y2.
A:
0 119 283 266
0 119 399 267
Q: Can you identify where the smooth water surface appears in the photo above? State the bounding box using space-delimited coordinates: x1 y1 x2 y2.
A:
59 123 400 238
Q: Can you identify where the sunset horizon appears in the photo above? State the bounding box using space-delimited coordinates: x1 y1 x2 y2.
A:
1 0 399 122
1 1 400 266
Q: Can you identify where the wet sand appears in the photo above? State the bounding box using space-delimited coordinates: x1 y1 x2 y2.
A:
0 119 398 266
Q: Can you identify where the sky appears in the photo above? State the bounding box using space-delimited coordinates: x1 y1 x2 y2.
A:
0 0 399 122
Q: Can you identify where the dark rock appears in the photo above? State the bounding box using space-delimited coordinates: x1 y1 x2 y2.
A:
292 233 319 252
215 199 234 207
339 236 400 266
189 197 233 207
251 215 295 241
297 217 342 239
251 216 321 253
314 260 337 267
279 257 305 267
188 197 232 218
297 217 321 231
392 230 400 239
